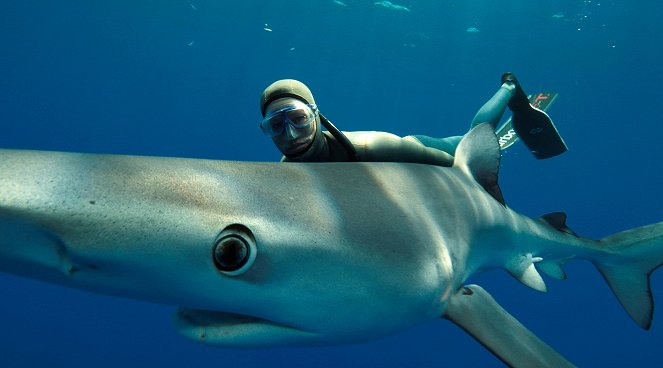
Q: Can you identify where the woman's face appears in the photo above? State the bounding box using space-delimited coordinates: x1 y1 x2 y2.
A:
264 98 317 156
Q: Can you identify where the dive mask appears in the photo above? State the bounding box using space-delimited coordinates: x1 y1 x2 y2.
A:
260 104 318 137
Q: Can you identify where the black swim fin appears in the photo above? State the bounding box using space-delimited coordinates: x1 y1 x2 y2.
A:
495 92 558 151
502 73 568 159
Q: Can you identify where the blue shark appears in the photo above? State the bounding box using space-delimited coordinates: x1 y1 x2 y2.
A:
0 125 661 366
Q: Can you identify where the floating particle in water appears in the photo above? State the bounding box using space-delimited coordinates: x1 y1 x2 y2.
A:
404 32 430 46
290 47 296 51
188 1 198 11
263 24 272 32
374 1 410 12
333 0 347 6
552 12 565 19
573 0 595 27
187 41 195 46
466 27 480 33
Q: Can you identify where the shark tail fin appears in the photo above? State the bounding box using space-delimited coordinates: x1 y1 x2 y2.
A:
593 222 663 329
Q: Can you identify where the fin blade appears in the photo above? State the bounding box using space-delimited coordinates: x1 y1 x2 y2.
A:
512 105 567 159
455 123 505 206
496 92 558 151
495 119 518 150
443 285 575 368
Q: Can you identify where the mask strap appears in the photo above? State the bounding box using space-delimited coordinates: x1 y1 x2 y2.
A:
319 113 359 162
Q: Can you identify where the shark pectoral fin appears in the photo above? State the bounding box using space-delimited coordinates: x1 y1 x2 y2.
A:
443 285 575 368
455 123 505 206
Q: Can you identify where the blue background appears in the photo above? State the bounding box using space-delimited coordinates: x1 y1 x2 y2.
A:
1 1 662 366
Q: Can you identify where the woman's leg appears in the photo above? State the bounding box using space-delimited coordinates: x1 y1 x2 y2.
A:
407 77 518 156
407 82 514 155
470 83 516 129
407 135 462 156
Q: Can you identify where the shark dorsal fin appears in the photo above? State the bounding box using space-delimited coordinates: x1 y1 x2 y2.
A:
455 123 505 206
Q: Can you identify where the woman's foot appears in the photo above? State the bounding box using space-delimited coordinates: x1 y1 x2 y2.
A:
501 72 530 112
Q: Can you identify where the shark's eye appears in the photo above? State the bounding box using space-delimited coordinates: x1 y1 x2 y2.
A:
214 236 249 272
212 225 256 276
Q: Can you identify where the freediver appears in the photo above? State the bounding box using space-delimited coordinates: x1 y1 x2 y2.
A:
258 73 567 164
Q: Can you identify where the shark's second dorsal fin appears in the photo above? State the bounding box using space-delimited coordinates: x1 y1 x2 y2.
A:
455 123 505 206
539 212 579 237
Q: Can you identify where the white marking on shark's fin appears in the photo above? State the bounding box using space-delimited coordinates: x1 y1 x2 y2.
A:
536 260 567 280
593 221 663 329
443 285 574 367
455 123 505 206
507 254 547 292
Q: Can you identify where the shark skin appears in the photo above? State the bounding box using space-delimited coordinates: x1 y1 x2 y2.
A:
0 124 661 366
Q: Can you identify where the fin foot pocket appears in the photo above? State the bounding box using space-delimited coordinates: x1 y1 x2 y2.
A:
501 72 530 113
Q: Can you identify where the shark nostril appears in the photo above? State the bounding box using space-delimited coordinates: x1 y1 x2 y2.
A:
211 224 257 276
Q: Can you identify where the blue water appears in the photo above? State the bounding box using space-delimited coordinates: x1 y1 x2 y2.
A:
1 1 662 366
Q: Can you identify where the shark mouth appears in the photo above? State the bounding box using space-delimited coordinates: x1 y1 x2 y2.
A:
174 308 316 346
